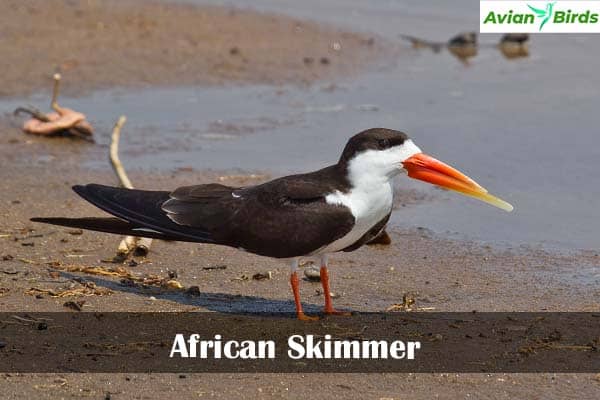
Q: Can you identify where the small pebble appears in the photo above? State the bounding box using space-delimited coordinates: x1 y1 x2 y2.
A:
252 271 272 281
166 280 183 289
316 288 339 298
63 301 84 311
304 266 321 282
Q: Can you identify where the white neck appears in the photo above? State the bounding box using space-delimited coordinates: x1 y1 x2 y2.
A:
315 139 422 255
345 139 422 188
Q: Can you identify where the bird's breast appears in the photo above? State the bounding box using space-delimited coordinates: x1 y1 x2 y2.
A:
316 183 393 254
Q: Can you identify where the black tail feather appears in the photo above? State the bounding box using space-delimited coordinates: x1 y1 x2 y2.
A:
31 183 215 243
30 217 204 242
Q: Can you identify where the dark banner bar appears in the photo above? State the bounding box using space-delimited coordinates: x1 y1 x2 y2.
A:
0 312 598 372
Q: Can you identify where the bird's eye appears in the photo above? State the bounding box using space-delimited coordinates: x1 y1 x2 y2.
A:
378 139 390 148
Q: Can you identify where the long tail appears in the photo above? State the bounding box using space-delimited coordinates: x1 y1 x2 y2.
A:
30 216 199 242
31 184 214 243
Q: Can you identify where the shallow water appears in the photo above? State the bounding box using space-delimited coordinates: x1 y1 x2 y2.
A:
3 0 600 251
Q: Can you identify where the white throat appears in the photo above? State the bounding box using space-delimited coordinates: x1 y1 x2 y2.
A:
346 139 422 186
317 139 421 254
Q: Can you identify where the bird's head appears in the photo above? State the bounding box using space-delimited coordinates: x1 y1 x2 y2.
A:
339 128 513 212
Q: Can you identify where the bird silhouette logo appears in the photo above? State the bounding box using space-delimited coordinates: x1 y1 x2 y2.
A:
528 2 556 31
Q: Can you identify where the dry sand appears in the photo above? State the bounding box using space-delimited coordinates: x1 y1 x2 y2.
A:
0 0 380 97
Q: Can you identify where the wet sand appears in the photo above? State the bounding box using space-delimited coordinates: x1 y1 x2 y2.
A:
0 0 380 97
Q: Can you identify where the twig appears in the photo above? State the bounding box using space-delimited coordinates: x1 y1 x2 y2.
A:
51 73 61 112
109 116 153 258
110 116 133 188
14 106 51 122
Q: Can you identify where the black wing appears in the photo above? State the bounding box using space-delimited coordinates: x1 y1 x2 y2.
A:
32 165 356 258
161 165 356 258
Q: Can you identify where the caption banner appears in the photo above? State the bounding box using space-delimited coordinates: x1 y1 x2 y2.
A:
0 312 598 373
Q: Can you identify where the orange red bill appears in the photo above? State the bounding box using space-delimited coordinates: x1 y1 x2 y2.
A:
402 153 513 212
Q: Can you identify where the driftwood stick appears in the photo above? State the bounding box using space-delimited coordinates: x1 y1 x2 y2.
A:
110 116 133 189
14 106 51 122
50 72 95 141
135 235 153 253
15 73 94 142
109 116 153 257
51 73 61 112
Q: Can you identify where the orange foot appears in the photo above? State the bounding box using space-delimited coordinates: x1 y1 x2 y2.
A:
324 308 353 316
297 312 320 321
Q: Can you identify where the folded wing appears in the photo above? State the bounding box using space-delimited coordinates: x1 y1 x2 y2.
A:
32 166 357 258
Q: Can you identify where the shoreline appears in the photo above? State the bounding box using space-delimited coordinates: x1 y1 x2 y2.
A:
1 136 597 314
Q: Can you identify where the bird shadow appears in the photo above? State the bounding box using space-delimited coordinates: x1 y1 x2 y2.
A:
59 271 325 316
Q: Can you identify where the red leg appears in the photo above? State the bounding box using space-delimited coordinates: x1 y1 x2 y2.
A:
290 271 318 321
320 265 351 316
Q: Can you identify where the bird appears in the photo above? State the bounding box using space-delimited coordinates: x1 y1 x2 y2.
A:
447 32 478 65
447 32 478 48
498 33 530 59
31 128 513 320
500 33 529 46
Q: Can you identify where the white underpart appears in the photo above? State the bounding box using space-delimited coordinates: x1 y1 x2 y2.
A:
314 140 422 255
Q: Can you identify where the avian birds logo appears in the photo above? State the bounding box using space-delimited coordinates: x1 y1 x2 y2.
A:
528 2 556 31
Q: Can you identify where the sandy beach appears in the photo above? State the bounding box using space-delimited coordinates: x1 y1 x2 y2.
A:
0 0 380 97
1 0 599 398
